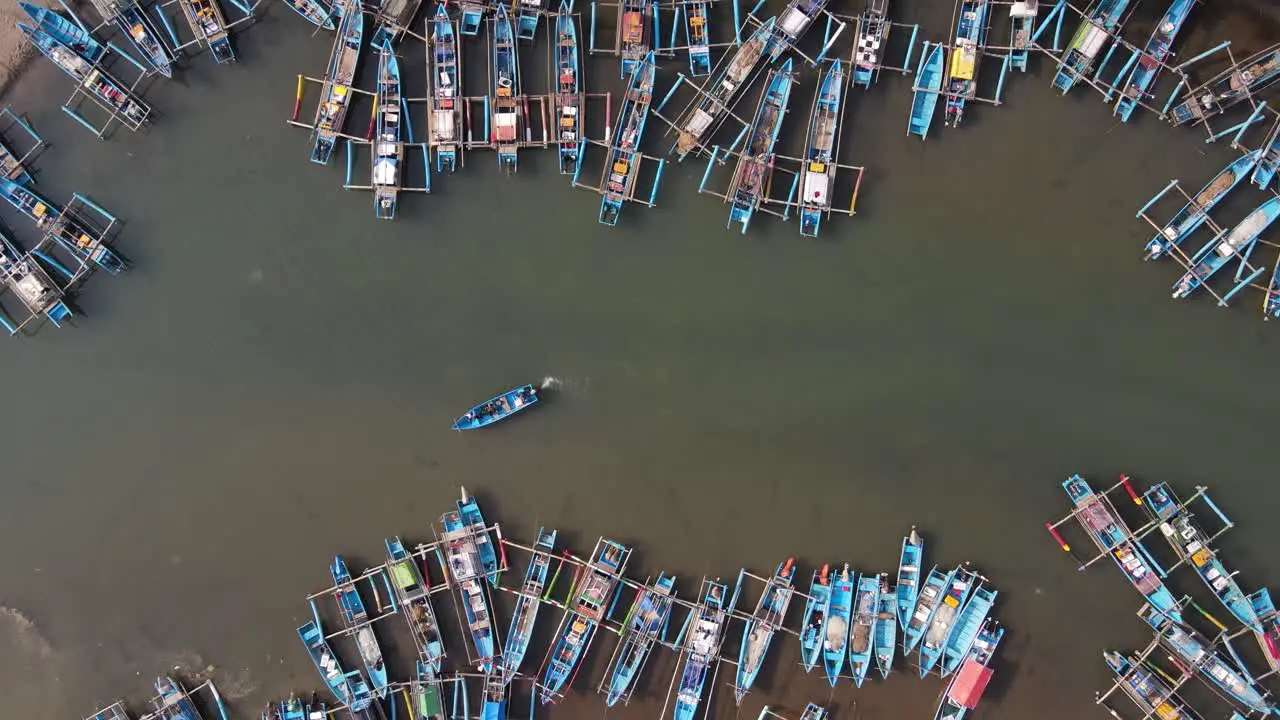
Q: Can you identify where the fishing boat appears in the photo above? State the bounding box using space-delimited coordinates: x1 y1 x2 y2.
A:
0 179 123 273
458 0 485 35
940 585 997 677
672 579 732 720
0 232 71 333
372 0 423 46
18 24 149 129
151 677 205 720
873 575 896 678
944 0 991 127
1141 484 1262 631
896 527 924 632
798 564 831 672
799 60 844 239
456 488 501 584
1248 589 1280 675
1102 651 1203 720
18 2 107 64
499 527 557 683
934 620 1003 720
429 4 462 173
848 573 879 687
1062 475 1182 622
554 2 582 175
908 43 944 139
331 555 389 697
481 674 507 720
100 0 175 77
619 0 653 78
599 51 656 226
674 17 776 159
1139 603 1274 716
852 0 890 88
1008 0 1037 71
385 537 446 671
823 563 853 686
0 128 33 186
273 695 311 720
179 0 235 63
1169 45 1280 127
282 0 335 30
1144 150 1261 260
684 1 711 76
1113 0 1195 121
492 5 522 173
734 559 796 703
727 60 794 234
771 0 830 60
903 565 954 653
452 384 540 430
603 573 677 705
1172 196 1280 299
372 43 403 220
920 567 976 676
412 662 446 720
440 510 498 672
297 620 357 706
514 0 544 41
310 0 363 164
1050 0 1133 94
540 539 632 703
1253 124 1280 191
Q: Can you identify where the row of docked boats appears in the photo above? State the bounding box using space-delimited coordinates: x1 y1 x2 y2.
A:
85 677 231 720
1048 474 1280 719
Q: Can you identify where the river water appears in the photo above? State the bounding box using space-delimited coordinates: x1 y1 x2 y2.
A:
1 1 1279 719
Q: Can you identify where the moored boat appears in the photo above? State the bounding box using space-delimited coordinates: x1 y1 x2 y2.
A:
1008 0 1037 71
896 527 924 632
1144 150 1261 260
674 17 776 158
907 43 944 139
727 59 794 234
499 527 557 683
297 620 356 706
385 536 446 671
873 575 897 678
441 509 498 672
599 51 656 226
1171 196 1280 299
105 0 175 78
603 572 677 706
799 60 844 239
770 0 830 59
429 4 462 172
1113 0 1195 121
18 2 107 64
683 0 711 76
1265 250 1280 319
178 0 235 63
554 2 582 175
1102 651 1203 720
903 565 954 653
1061 474 1182 622
848 573 880 687
372 43 404 220
456 488 501 584
0 179 123 273
934 620 1003 720
492 5 522 173
920 567 976 676
452 384 541 430
940 584 997 677
310 0 363 164
1168 45 1280 127
798 564 831 672
1050 0 1132 94
944 0 991 127
17 23 149 129
823 563 853 686
1247 589 1280 675
619 0 653 77
672 579 732 720
734 558 796 703
852 0 890 88
481 673 507 720
412 661 446 720
372 0 424 46
331 555 389 697
514 0 544 40
540 538 632 703
282 0 336 30
151 676 204 720
0 232 71 333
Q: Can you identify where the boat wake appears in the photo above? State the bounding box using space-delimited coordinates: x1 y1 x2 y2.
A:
541 376 567 390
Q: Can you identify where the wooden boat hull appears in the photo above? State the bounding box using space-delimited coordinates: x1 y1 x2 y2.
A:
896 528 924 632
1145 150 1261 260
903 565 953 653
684 1 711 76
604 573 676 706
1102 651 1198 720
540 539 631 703
1114 0 1195 121
311 1 363 164
920 568 975 676
675 17 776 159
373 45 404 220
772 0 830 57
19 2 107 64
1172 196 1280 299
452 384 540 430
441 510 497 671
852 4 889 88
386 536 446 672
1140 605 1272 715
908 43 943 139
297 620 355 705
331 556 389 697
0 179 122 272
492 6 521 172
555 3 582 175
729 59 795 234
944 0 991 127
822 564 853 686
1169 46 1280 126
673 580 731 720
800 60 843 238
284 0 336 30
798 567 832 672
934 621 1002 720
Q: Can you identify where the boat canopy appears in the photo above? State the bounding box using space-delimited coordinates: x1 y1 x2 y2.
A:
948 660 993 709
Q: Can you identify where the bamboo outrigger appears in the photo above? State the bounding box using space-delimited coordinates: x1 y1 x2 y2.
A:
428 5 465 171
0 228 73 336
153 0 259 64
291 0 366 165
85 0 177 77
840 0 919 91
0 108 45 186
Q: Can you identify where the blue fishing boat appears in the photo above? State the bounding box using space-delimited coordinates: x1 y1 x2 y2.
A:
908 43 944 139
456 488 500 584
1062 475 1182 622
823 563 853 686
0 179 123 273
1248 589 1280 675
18 2 107 64
297 620 356 706
603 573 677 706
683 0 711 76
599 51 656 226
273 695 309 720
452 384 540 430
372 0 424 46
331 555 389 697
798 564 831 672
310 0 363 164
282 0 335 30
1113 0 1195 121
458 0 485 35
514 0 545 41
1144 150 1260 261
1007 0 1037 71
107 0 175 78
944 0 991 127
481 674 507 720
1102 651 1202 720
151 677 205 720
178 0 235 63
429 5 461 173
554 2 582 175
770 0 830 60
1142 484 1262 632
492 5 522 173
412 661 446 720
903 565 954 653
873 575 896 679
539 538 632 703
934 620 1003 720
619 0 654 78
17 23 149 130
499 527 557 683
1172 196 1280 299
0 232 71 333
799 60 844 239
1139 603 1274 716
848 573 880 687
852 0 890 88
1050 0 1132 94
727 59 795 234
896 527 923 632
940 584 997 677
1169 46 1280 127
673 17 776 159
441 510 498 672
386 536 447 672
672 579 732 720
734 559 796 703
372 43 403 220
1253 125 1280 191
920 567 976 676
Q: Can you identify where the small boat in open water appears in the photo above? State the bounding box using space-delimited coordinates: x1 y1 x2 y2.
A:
734 559 796 702
500 527 557 683
386 536 446 671
873 575 896 678
934 620 1003 720
453 384 540 430
823 563 853 686
848 573 879 687
896 527 924 632
798 564 831 672
603 573 677 705
331 555 389 697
